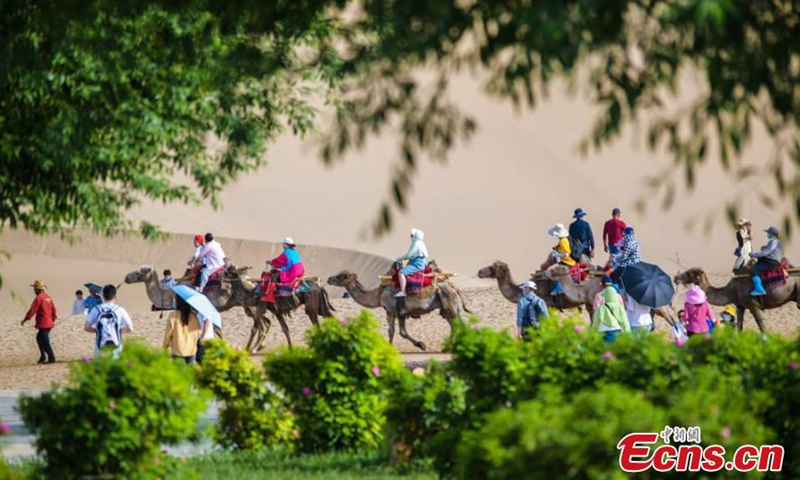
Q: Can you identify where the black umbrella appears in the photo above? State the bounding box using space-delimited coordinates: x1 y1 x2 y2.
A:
84 283 103 294
619 262 675 308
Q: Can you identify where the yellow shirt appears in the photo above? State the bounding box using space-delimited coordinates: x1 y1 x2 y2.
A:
555 238 577 267
163 312 201 357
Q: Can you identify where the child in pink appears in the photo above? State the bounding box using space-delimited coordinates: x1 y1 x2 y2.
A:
681 285 718 336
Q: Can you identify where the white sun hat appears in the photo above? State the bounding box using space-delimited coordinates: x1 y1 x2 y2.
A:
548 223 569 239
520 281 537 291
282 237 295 245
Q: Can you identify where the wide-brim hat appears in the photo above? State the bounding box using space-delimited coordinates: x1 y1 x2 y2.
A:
548 223 569 238
736 218 751 226
519 281 537 291
722 304 737 317
573 208 587 218
30 280 47 289
685 285 707 304
764 226 780 237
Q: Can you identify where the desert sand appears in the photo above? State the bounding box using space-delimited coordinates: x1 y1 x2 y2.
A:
1 75 797 389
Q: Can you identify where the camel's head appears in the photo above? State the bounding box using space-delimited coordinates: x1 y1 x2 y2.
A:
673 268 705 286
477 261 508 279
124 265 155 284
225 263 251 279
327 270 357 287
538 265 570 280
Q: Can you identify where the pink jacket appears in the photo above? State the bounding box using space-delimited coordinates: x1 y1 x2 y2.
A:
682 302 715 334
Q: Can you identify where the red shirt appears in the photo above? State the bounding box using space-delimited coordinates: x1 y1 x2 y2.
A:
603 218 627 248
24 292 57 329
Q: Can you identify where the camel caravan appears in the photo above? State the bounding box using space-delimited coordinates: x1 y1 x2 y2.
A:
124 211 799 354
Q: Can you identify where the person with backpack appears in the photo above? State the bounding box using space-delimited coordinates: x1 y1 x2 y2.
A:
163 296 201 364
568 208 595 259
21 280 58 364
516 281 548 341
84 285 133 357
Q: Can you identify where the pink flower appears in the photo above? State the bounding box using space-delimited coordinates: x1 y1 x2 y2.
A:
339 317 347 325
371 366 380 376
720 427 732 440
0 422 10 435
292 429 300 439
573 325 584 334
789 361 798 371
603 352 614 361
108 401 116 410
83 356 92 364
302 387 311 397
675 339 685 347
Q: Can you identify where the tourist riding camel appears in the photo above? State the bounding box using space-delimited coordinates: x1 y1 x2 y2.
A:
188 234 204 267
749 225 783 296
198 233 226 292
608 227 641 282
542 223 577 295
259 237 306 302
733 219 753 272
602 208 627 254
568 208 595 259
395 228 429 297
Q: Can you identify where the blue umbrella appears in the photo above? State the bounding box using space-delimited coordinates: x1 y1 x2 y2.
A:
619 262 675 309
171 285 222 329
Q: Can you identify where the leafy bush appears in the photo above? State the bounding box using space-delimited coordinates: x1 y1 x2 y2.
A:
196 339 294 451
402 317 799 479
385 362 467 464
265 312 402 452
17 341 207 480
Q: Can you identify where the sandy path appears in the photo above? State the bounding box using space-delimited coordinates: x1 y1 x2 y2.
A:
1 277 797 390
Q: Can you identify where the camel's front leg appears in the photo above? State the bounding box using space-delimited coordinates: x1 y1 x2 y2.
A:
268 312 292 350
736 306 746 331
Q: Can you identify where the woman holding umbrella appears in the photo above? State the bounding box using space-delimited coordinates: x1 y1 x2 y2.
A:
163 296 202 364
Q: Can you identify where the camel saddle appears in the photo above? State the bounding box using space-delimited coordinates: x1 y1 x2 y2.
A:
734 261 792 292
261 275 319 303
379 269 455 294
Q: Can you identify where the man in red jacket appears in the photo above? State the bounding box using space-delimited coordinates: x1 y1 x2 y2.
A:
20 280 58 364
602 208 627 253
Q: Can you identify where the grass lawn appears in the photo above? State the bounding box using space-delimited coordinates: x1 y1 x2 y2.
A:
180 450 436 480
4 451 436 480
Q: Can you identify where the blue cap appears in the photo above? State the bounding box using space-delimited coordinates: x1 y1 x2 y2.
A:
573 208 587 218
624 227 634 235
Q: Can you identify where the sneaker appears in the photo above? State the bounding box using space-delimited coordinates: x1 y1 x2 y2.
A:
394 291 406 298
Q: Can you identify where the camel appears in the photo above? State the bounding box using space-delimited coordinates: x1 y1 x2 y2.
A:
123 265 247 337
478 261 676 326
225 268 336 353
673 268 799 332
326 270 472 351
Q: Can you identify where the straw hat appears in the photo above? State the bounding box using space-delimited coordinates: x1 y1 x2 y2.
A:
548 223 569 239
30 280 47 290
736 218 751 227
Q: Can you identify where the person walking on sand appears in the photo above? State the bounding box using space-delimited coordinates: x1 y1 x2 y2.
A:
395 228 429 297
733 219 753 272
516 281 548 341
71 290 86 316
602 208 627 253
85 285 133 357
568 208 595 259
21 280 58 364
591 285 630 342
681 285 719 337
624 293 654 338
195 308 214 365
163 296 201 364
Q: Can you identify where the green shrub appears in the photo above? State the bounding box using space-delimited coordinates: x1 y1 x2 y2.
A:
265 312 403 452
411 317 799 479
457 384 667 480
196 339 295 451
18 341 207 480
385 362 467 464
